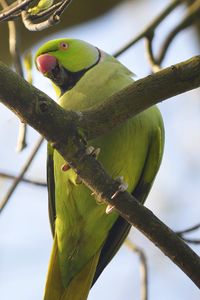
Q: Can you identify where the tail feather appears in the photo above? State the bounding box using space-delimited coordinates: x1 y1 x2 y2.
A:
43 235 100 300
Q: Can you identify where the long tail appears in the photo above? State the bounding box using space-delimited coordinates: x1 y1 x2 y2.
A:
43 235 100 300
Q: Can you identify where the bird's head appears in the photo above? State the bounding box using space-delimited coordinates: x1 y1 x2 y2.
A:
35 38 100 94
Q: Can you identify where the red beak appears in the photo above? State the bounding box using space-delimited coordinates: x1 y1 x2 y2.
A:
36 54 57 74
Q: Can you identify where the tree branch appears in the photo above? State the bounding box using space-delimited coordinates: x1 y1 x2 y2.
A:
21 0 72 31
114 0 183 58
125 239 148 300
157 0 200 64
0 171 46 186
0 0 33 22
80 56 200 139
0 58 200 287
0 137 44 212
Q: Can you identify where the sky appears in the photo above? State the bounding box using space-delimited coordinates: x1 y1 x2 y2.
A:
0 0 200 299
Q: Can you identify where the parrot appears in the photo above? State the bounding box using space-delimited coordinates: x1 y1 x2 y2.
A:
35 38 164 300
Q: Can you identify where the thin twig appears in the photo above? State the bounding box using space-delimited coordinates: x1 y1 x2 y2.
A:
0 171 46 187
0 137 44 213
176 222 200 234
29 0 62 20
7 14 27 151
125 239 148 300
16 122 27 151
51 0 72 19
145 33 161 72
176 222 200 245
2 0 27 152
21 0 72 31
179 237 200 244
114 0 185 57
0 0 33 22
157 0 200 64
8 22 23 76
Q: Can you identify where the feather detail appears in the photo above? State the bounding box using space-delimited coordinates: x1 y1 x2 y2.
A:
43 235 101 300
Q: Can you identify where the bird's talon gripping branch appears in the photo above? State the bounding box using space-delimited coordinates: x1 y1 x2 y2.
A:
75 175 82 185
61 163 71 172
86 145 95 155
86 146 101 159
96 196 104 205
111 176 128 199
106 204 115 214
92 148 101 159
91 191 104 205
106 177 128 214
76 111 83 120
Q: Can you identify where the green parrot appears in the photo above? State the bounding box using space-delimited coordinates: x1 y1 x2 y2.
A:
35 38 164 300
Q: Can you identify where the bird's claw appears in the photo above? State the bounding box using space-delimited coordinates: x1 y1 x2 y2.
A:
75 175 82 185
111 176 128 199
106 204 115 214
106 177 128 214
86 146 101 159
61 163 71 172
76 111 83 120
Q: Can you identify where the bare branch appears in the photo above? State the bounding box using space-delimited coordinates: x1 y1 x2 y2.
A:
179 237 200 244
15 122 27 151
8 20 27 151
1 0 27 151
0 171 46 187
0 59 200 287
0 0 33 22
0 0 72 28
157 0 200 64
176 222 200 235
176 222 200 245
114 0 198 70
125 239 148 300
80 56 200 139
145 33 161 73
29 0 63 20
21 0 72 31
114 0 186 58
0 137 44 213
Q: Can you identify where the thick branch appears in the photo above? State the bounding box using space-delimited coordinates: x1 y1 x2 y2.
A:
80 56 200 139
0 58 200 288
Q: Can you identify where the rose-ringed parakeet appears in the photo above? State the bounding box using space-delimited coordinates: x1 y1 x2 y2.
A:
35 38 164 300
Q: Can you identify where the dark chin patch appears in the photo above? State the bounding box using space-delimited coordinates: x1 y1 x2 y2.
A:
48 64 86 95
60 68 86 95
48 47 101 95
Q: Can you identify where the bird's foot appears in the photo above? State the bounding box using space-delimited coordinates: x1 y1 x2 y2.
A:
75 175 82 185
106 204 115 214
90 190 104 205
106 176 128 214
76 111 83 120
111 176 128 199
86 146 101 159
61 162 71 172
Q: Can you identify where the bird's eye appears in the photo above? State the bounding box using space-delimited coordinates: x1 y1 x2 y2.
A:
60 42 69 50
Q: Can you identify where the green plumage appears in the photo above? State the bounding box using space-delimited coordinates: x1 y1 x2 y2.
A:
35 38 164 300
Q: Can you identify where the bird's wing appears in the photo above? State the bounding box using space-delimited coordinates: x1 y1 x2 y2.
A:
92 114 164 284
47 143 56 235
